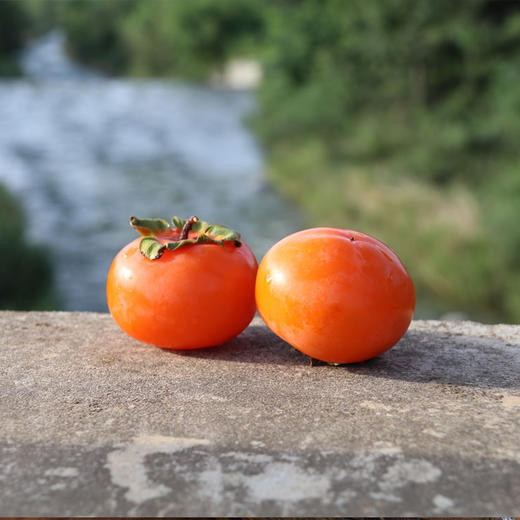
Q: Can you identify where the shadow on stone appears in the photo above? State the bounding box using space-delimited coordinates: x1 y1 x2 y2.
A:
161 324 304 366
345 329 520 390
167 325 520 390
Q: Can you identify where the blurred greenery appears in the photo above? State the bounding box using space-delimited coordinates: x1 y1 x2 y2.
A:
0 0 29 75
253 0 520 322
1 0 520 321
56 0 136 73
25 0 265 78
120 0 264 78
0 2 57 310
0 183 57 310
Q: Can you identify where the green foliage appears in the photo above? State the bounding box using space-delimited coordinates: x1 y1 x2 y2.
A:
120 0 264 78
56 0 136 73
22 0 65 35
252 0 520 322
0 0 28 54
50 0 265 78
0 184 57 310
256 0 520 182
0 0 29 75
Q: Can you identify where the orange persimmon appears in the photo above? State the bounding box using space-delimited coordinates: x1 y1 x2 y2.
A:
107 216 257 349
255 227 415 363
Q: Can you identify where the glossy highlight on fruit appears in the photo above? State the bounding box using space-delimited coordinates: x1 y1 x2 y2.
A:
107 215 258 349
255 227 415 363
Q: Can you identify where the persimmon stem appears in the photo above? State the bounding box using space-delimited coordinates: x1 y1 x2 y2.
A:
179 216 199 240
309 356 321 367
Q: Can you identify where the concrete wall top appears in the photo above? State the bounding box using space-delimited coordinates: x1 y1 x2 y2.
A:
1 311 519 516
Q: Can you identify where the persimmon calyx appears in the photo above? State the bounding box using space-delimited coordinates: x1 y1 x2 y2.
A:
130 215 242 260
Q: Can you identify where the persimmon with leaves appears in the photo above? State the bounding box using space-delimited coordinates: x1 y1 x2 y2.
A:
107 215 257 349
255 227 415 364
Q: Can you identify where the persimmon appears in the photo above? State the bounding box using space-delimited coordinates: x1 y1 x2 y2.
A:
255 227 415 363
107 215 257 349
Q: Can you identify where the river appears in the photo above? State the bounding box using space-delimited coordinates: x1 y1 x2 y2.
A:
0 31 301 311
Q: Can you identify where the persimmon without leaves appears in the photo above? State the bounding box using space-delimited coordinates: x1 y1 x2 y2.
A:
107 215 258 349
255 227 415 364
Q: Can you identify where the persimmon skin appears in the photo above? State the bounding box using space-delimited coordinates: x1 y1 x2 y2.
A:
255 228 415 363
107 238 258 349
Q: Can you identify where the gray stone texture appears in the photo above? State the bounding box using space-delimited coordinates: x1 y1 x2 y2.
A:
1 311 519 516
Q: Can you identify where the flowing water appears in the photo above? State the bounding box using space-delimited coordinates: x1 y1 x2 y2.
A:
0 31 301 311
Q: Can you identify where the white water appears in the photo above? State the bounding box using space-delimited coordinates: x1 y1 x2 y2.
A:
0 31 301 311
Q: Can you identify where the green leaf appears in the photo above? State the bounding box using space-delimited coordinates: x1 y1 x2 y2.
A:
171 216 186 230
189 219 207 233
195 233 215 245
166 239 192 251
139 237 166 259
130 217 170 237
204 224 241 244
130 214 242 259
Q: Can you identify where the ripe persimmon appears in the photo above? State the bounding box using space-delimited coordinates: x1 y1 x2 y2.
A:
255 227 415 363
107 215 257 349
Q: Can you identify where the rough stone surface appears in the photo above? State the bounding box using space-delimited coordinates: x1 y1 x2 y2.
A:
1 311 519 516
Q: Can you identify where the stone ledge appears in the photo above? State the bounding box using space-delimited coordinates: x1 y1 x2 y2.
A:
1 311 519 516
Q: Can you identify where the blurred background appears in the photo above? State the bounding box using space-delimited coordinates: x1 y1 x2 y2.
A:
0 0 519 323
